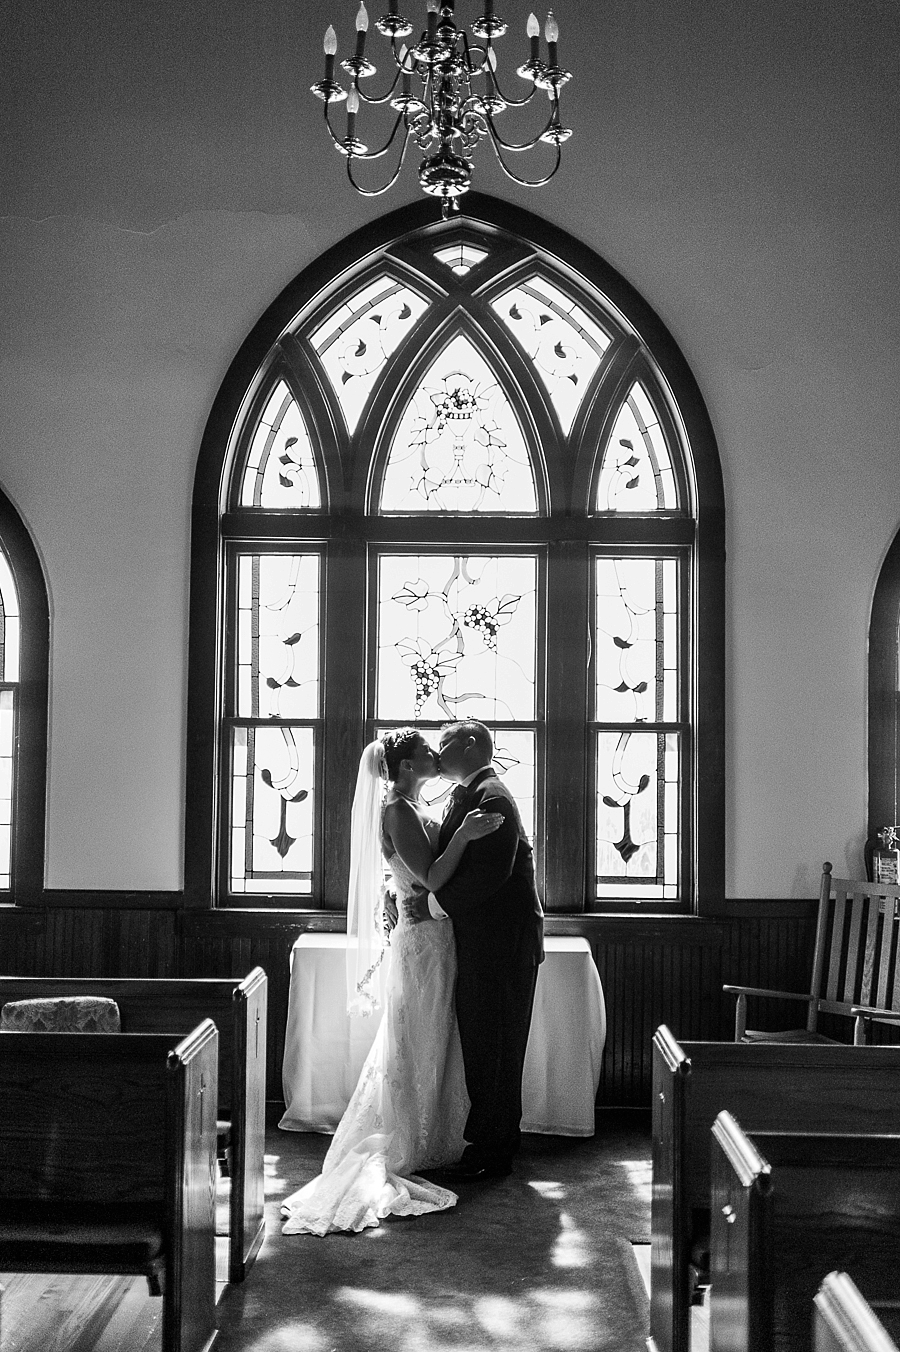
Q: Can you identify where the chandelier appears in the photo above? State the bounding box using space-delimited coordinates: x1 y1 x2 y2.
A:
311 2 572 218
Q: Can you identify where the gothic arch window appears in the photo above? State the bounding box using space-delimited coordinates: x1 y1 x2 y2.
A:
188 196 724 913
868 527 900 845
0 485 49 903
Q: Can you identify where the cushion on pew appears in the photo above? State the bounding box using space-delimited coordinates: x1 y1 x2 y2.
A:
0 1201 164 1269
0 996 121 1033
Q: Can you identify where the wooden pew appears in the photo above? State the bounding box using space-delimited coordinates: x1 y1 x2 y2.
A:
0 970 267 1283
0 1020 219 1352
815 1273 900 1352
709 1112 900 1352
650 1026 900 1352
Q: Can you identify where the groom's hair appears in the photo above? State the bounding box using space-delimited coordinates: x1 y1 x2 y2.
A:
442 719 493 762
381 726 420 781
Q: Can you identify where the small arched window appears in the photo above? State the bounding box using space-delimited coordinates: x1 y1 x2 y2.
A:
188 197 724 913
0 485 50 903
868 527 900 847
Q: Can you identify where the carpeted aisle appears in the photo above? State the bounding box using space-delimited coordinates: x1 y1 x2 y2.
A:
214 1112 651 1352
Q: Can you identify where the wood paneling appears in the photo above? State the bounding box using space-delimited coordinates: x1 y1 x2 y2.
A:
0 900 819 1107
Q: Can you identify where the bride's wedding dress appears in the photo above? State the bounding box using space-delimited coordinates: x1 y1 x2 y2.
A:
280 852 469 1236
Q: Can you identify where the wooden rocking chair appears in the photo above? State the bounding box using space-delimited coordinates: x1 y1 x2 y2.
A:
724 862 900 1043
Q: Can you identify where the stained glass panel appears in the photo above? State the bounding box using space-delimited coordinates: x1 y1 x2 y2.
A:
0 690 14 888
230 724 314 893
595 730 679 899
380 335 538 513
376 554 537 722
595 557 679 722
0 550 20 683
491 276 611 434
596 382 678 511
433 243 489 276
236 554 320 719
311 277 429 434
240 382 320 509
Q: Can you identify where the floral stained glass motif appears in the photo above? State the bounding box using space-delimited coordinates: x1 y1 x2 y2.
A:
596 382 678 512
433 243 489 276
595 557 678 723
491 276 611 434
236 554 320 719
0 549 20 682
595 730 679 900
376 554 537 723
230 724 314 893
310 277 430 434
240 382 320 509
379 335 538 513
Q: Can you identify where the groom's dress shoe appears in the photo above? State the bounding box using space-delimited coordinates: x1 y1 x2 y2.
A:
438 1157 512 1181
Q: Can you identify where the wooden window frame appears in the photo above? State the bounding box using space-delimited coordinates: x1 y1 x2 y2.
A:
869 527 900 839
186 195 725 915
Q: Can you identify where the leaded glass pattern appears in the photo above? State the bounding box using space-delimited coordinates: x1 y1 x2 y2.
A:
0 689 14 888
379 335 538 513
230 724 314 893
240 382 320 509
596 382 678 511
376 554 537 723
595 730 679 899
236 554 320 719
0 549 20 682
310 277 430 434
491 276 611 434
595 557 679 723
433 243 489 276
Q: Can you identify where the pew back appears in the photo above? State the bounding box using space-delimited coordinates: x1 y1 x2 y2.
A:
651 1027 900 1352
0 971 267 1283
0 1021 219 1352
710 1113 900 1352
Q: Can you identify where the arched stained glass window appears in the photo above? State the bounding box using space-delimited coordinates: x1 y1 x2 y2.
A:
596 382 678 512
240 383 321 508
379 336 538 514
189 196 724 914
310 277 430 433
491 276 611 434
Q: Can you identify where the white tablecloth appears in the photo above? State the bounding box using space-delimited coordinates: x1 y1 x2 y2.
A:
280 932 606 1137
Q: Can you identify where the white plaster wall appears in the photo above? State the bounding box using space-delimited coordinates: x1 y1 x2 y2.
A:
1 0 897 895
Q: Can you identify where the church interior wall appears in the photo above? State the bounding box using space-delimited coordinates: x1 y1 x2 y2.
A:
1 0 897 925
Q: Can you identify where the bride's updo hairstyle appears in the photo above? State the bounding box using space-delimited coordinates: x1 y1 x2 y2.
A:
381 727 420 782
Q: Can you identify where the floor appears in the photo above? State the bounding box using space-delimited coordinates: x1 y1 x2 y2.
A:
0 1112 652 1352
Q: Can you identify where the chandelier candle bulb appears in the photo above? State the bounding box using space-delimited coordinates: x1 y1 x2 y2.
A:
400 43 411 93
347 86 360 138
355 3 369 58
324 25 337 81
528 13 539 58
545 10 558 65
427 0 439 39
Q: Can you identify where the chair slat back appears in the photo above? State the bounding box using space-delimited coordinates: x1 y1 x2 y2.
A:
818 876 900 1022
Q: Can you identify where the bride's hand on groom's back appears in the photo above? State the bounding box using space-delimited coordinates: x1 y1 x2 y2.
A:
460 810 504 842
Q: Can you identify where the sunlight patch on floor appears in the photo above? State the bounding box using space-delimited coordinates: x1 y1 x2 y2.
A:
528 1179 567 1201
327 1286 620 1351
551 1212 591 1268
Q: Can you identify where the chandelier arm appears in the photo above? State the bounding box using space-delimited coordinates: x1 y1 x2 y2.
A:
350 109 412 162
483 114 558 154
345 128 414 196
481 129 563 188
353 66 405 107
477 59 543 110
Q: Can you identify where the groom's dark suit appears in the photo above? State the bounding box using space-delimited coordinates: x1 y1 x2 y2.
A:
435 767 544 1167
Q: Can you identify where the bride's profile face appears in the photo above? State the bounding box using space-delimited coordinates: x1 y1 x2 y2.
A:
408 734 438 781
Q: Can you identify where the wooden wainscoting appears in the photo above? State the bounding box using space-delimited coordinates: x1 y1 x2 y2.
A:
0 900 818 1107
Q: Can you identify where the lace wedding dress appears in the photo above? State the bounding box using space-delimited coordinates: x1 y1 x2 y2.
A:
280 852 469 1236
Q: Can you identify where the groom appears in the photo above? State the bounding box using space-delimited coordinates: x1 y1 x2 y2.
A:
431 719 544 1180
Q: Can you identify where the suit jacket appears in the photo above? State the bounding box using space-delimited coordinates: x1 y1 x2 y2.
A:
435 768 544 969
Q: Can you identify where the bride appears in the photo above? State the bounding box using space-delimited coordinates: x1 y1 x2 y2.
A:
280 727 501 1236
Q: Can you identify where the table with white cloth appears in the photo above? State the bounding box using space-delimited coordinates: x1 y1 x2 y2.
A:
280 932 607 1137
